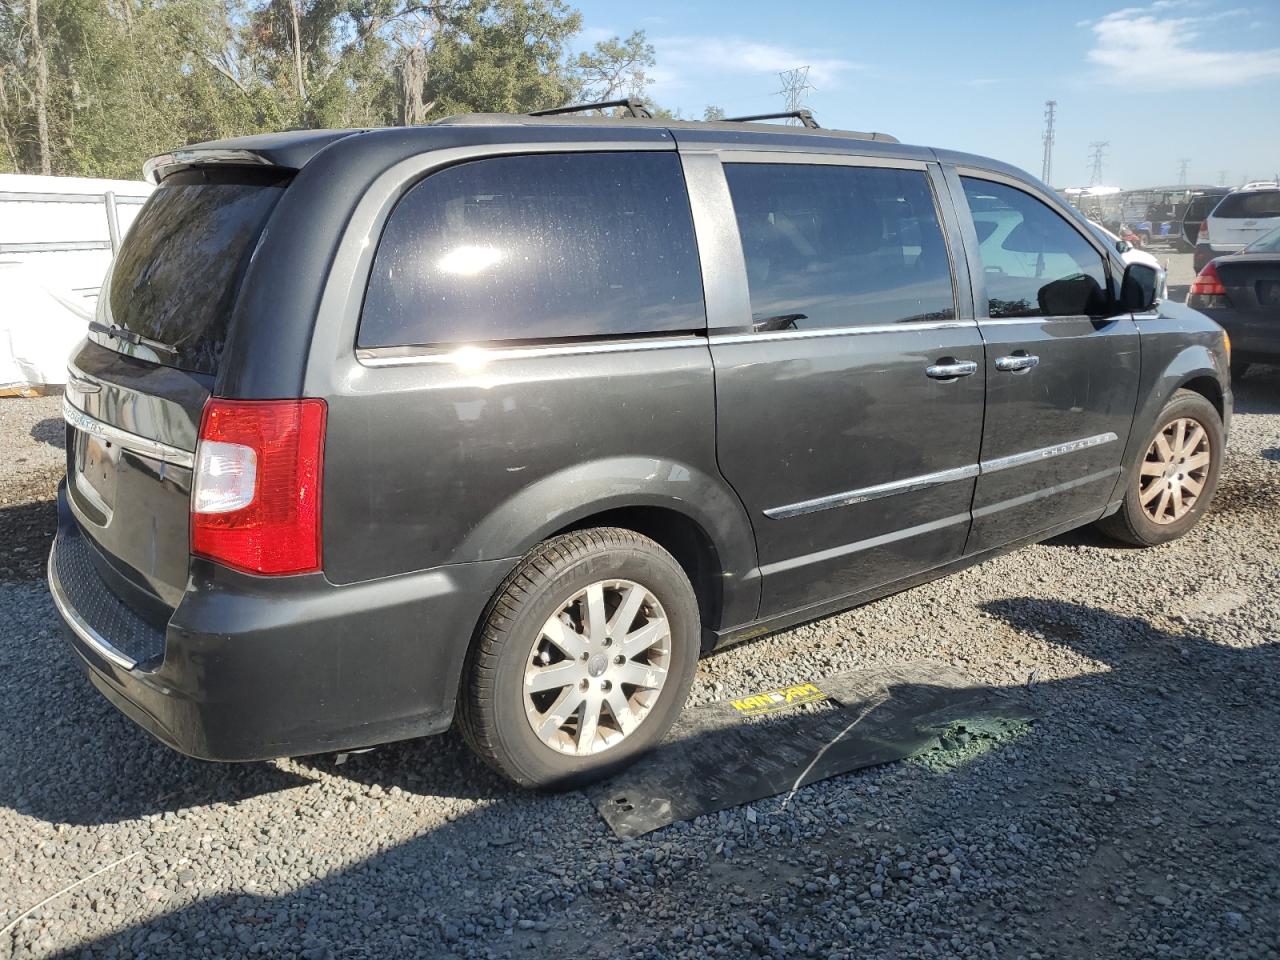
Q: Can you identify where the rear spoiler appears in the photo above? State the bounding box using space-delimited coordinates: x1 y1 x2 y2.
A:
142 149 276 185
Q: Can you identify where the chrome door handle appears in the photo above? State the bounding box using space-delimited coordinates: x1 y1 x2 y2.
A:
995 354 1040 372
925 360 978 380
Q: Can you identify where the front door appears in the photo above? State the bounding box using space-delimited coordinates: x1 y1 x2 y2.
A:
951 172 1141 553
704 155 986 618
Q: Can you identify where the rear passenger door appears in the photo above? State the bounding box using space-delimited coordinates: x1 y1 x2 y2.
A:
950 171 1141 552
693 153 986 618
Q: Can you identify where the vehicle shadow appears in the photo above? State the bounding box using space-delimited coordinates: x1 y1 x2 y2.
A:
7 599 1275 959
29 416 66 450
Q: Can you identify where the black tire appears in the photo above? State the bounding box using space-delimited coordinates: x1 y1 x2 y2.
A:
1230 360 1251 381
457 528 699 789
1095 389 1224 547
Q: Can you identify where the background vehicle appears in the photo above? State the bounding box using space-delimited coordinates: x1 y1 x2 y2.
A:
1180 188 1231 253
1188 224 1280 378
1090 220 1167 299
1200 186 1280 268
48 109 1231 788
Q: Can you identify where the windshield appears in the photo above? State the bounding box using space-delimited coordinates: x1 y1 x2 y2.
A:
1244 224 1280 254
99 169 287 375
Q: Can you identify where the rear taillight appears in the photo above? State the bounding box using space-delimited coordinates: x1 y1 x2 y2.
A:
1189 261 1227 297
191 399 326 575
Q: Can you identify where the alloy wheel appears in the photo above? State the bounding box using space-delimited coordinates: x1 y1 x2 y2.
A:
1138 417 1212 524
523 579 671 756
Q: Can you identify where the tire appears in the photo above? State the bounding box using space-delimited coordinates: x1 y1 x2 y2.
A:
457 528 700 789
1095 389 1224 547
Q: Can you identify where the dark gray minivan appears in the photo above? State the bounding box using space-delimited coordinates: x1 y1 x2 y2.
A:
49 108 1232 787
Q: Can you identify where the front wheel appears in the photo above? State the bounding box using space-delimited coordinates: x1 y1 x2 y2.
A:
1095 389 1224 547
457 528 700 789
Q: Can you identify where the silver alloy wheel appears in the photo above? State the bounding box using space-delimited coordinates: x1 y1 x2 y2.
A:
1139 416 1212 524
523 579 671 756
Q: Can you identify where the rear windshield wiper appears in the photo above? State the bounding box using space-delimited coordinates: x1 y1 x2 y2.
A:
89 321 179 358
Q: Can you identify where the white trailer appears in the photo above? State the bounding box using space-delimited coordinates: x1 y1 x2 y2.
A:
0 173 152 394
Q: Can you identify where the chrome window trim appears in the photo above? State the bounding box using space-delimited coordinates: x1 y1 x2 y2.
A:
763 431 1120 519
62 396 195 469
711 319 974 346
46 547 139 671
355 335 706 368
764 464 980 519
979 431 1119 474
717 150 928 170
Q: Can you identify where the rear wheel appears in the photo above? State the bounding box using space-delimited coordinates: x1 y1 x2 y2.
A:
457 528 699 789
1096 389 1224 546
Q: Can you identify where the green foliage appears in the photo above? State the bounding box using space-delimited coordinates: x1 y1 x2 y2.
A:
0 0 654 179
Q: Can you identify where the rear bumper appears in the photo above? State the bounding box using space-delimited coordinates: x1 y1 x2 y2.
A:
1194 307 1280 364
49 485 514 761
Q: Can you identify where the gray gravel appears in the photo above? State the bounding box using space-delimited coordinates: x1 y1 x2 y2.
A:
2 368 1279 960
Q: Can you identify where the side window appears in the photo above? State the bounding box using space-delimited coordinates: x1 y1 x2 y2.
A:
960 177 1109 319
723 163 955 332
359 152 705 348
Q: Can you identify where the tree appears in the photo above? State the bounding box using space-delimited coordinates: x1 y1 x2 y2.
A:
569 29 652 105
423 0 580 118
703 104 725 121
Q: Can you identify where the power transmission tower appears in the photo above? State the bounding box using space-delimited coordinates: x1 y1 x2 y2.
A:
1041 100 1057 185
1088 141 1109 187
1218 169 1228 186
776 67 815 124
1177 158 1190 185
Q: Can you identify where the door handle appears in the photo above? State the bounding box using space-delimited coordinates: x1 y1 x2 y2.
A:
925 360 978 380
995 354 1040 372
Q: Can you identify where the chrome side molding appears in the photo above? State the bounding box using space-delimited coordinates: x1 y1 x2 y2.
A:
62 396 195 469
764 464 981 519
980 432 1119 474
765 431 1120 519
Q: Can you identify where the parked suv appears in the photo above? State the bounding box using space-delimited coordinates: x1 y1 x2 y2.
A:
1197 186 1280 272
49 110 1231 788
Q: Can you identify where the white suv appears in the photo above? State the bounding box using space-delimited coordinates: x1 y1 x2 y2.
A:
1203 187 1280 256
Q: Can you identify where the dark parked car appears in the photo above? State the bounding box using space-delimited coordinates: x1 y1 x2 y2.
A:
1181 188 1231 260
1189 224 1280 377
49 107 1232 788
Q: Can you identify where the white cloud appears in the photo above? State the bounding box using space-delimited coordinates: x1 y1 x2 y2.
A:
1084 3 1280 90
649 35 862 100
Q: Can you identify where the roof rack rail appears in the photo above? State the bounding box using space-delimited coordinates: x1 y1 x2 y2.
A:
723 109 821 129
529 98 653 119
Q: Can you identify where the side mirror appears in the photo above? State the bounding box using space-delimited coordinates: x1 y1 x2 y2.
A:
1115 239 1133 254
1120 262 1159 313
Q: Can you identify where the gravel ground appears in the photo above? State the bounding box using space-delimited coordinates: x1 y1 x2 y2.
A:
2 369 1278 960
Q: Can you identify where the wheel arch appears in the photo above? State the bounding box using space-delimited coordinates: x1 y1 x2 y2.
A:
454 455 760 633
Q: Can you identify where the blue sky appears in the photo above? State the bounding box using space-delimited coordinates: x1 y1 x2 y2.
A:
570 0 1280 190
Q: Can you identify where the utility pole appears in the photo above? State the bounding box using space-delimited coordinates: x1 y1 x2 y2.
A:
1177 158 1190 186
1088 141 1109 187
1041 100 1057 185
776 67 815 124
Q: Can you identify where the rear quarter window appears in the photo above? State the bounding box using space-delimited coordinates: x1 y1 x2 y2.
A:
359 152 706 348
104 169 287 375
1213 191 1280 219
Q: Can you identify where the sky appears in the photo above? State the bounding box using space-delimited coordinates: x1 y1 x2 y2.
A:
569 0 1280 190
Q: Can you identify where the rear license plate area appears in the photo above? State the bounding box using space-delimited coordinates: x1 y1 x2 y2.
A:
72 432 119 523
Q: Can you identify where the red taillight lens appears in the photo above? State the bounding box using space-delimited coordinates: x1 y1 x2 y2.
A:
191 399 326 575
1189 261 1226 297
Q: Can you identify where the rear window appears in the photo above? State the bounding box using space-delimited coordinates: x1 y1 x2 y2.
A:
1213 191 1280 219
358 152 705 348
102 169 287 375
